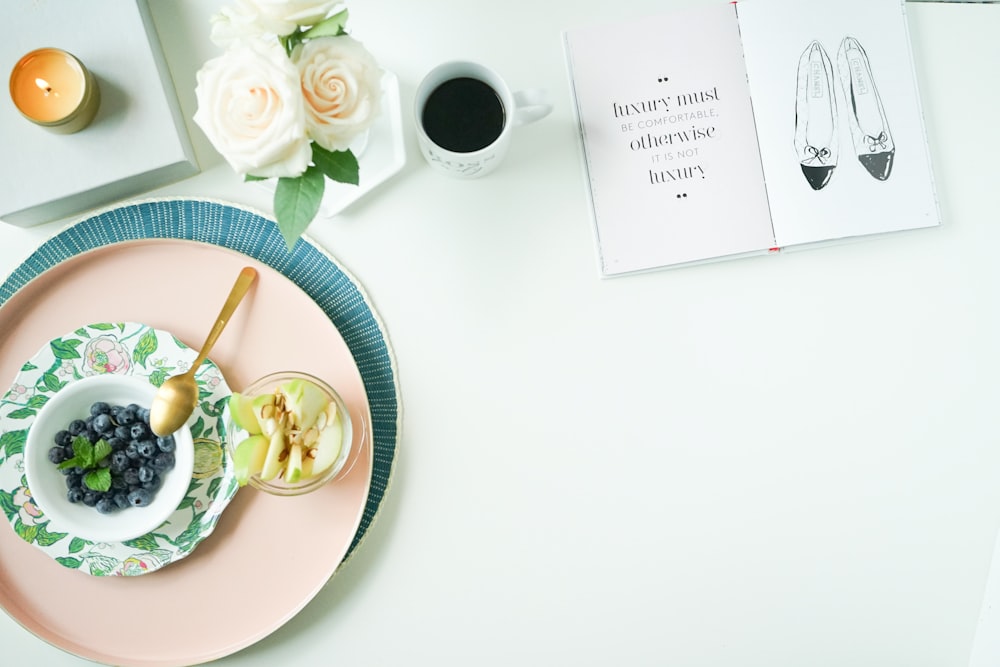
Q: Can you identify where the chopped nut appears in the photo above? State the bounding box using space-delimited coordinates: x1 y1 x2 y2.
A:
306 447 318 459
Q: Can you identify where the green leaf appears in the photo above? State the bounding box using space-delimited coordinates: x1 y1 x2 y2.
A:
5 407 35 420
15 517 39 544
132 328 158 368
274 167 325 250
50 338 82 360
55 556 83 569
0 489 16 520
26 394 49 409
190 416 205 440
20 361 37 371
57 457 80 470
312 144 359 185
301 9 349 39
148 369 168 387
41 372 65 392
93 439 112 463
89 323 116 331
72 436 94 464
1 430 26 458
35 523 68 547
69 536 90 553
122 534 160 551
84 468 111 492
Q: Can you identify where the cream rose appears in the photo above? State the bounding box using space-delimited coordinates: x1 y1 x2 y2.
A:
294 35 383 152
193 39 311 178
214 0 343 39
210 0 266 48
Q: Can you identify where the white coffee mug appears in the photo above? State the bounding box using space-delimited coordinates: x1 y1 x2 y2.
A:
414 61 552 178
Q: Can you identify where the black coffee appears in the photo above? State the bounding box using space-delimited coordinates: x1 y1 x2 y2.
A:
421 77 505 153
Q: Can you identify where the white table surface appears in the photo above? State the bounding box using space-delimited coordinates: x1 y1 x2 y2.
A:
3 1 1000 665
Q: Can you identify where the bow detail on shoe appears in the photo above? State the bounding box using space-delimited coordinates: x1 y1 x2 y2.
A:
864 132 888 152
803 145 831 164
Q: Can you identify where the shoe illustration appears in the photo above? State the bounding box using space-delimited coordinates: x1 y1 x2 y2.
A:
794 41 838 190
837 36 894 181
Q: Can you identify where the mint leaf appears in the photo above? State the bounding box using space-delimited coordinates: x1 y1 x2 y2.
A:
71 436 94 466
58 436 112 471
274 167 325 250
312 144 359 186
56 457 80 470
300 9 349 40
83 468 111 493
92 439 112 464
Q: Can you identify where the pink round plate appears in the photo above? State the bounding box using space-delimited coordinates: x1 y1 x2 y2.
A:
0 199 398 666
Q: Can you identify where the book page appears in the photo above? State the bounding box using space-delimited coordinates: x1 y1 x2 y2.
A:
737 0 941 248
564 4 775 276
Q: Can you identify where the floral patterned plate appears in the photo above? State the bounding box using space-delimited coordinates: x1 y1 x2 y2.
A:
0 321 238 577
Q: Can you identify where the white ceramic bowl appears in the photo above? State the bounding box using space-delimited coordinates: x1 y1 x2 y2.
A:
24 374 194 543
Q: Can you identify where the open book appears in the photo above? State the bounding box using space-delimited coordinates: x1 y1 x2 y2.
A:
563 0 940 276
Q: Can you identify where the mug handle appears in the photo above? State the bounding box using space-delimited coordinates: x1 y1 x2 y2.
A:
512 89 553 127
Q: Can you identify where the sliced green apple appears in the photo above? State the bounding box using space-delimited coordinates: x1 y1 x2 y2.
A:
260 428 287 481
276 378 328 431
310 409 343 476
228 392 262 435
251 393 278 436
285 442 303 484
232 434 268 486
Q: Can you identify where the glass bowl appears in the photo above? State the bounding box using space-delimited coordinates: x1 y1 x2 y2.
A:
224 371 358 496
23 374 195 543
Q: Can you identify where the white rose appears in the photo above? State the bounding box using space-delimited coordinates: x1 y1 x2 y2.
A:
210 0 267 48
193 39 311 179
294 35 384 152
226 0 344 38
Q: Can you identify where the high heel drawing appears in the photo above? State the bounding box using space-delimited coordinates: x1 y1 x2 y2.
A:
837 36 894 181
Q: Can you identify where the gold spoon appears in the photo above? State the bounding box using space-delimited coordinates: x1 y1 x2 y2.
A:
150 266 258 436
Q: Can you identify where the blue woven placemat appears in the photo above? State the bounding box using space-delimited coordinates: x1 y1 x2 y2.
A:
0 197 399 560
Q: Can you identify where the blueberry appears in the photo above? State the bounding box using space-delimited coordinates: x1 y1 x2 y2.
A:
107 437 125 451
123 468 140 486
137 407 151 423
87 428 102 444
111 475 128 491
110 451 129 472
156 435 176 453
130 422 149 440
127 488 152 507
118 409 135 426
90 401 111 416
95 497 116 514
152 452 175 472
65 473 82 489
142 473 162 492
138 465 155 483
92 413 112 434
113 492 129 509
114 424 130 440
68 419 87 436
47 446 65 464
137 440 157 459
82 490 99 507
54 430 72 447
125 442 141 460
67 488 84 503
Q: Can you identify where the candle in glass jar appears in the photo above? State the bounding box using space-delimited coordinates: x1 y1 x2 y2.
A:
9 48 101 134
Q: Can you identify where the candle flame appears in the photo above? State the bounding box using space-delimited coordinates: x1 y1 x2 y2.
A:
34 77 55 95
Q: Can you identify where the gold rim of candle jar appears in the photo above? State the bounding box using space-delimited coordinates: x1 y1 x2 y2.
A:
9 48 101 134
